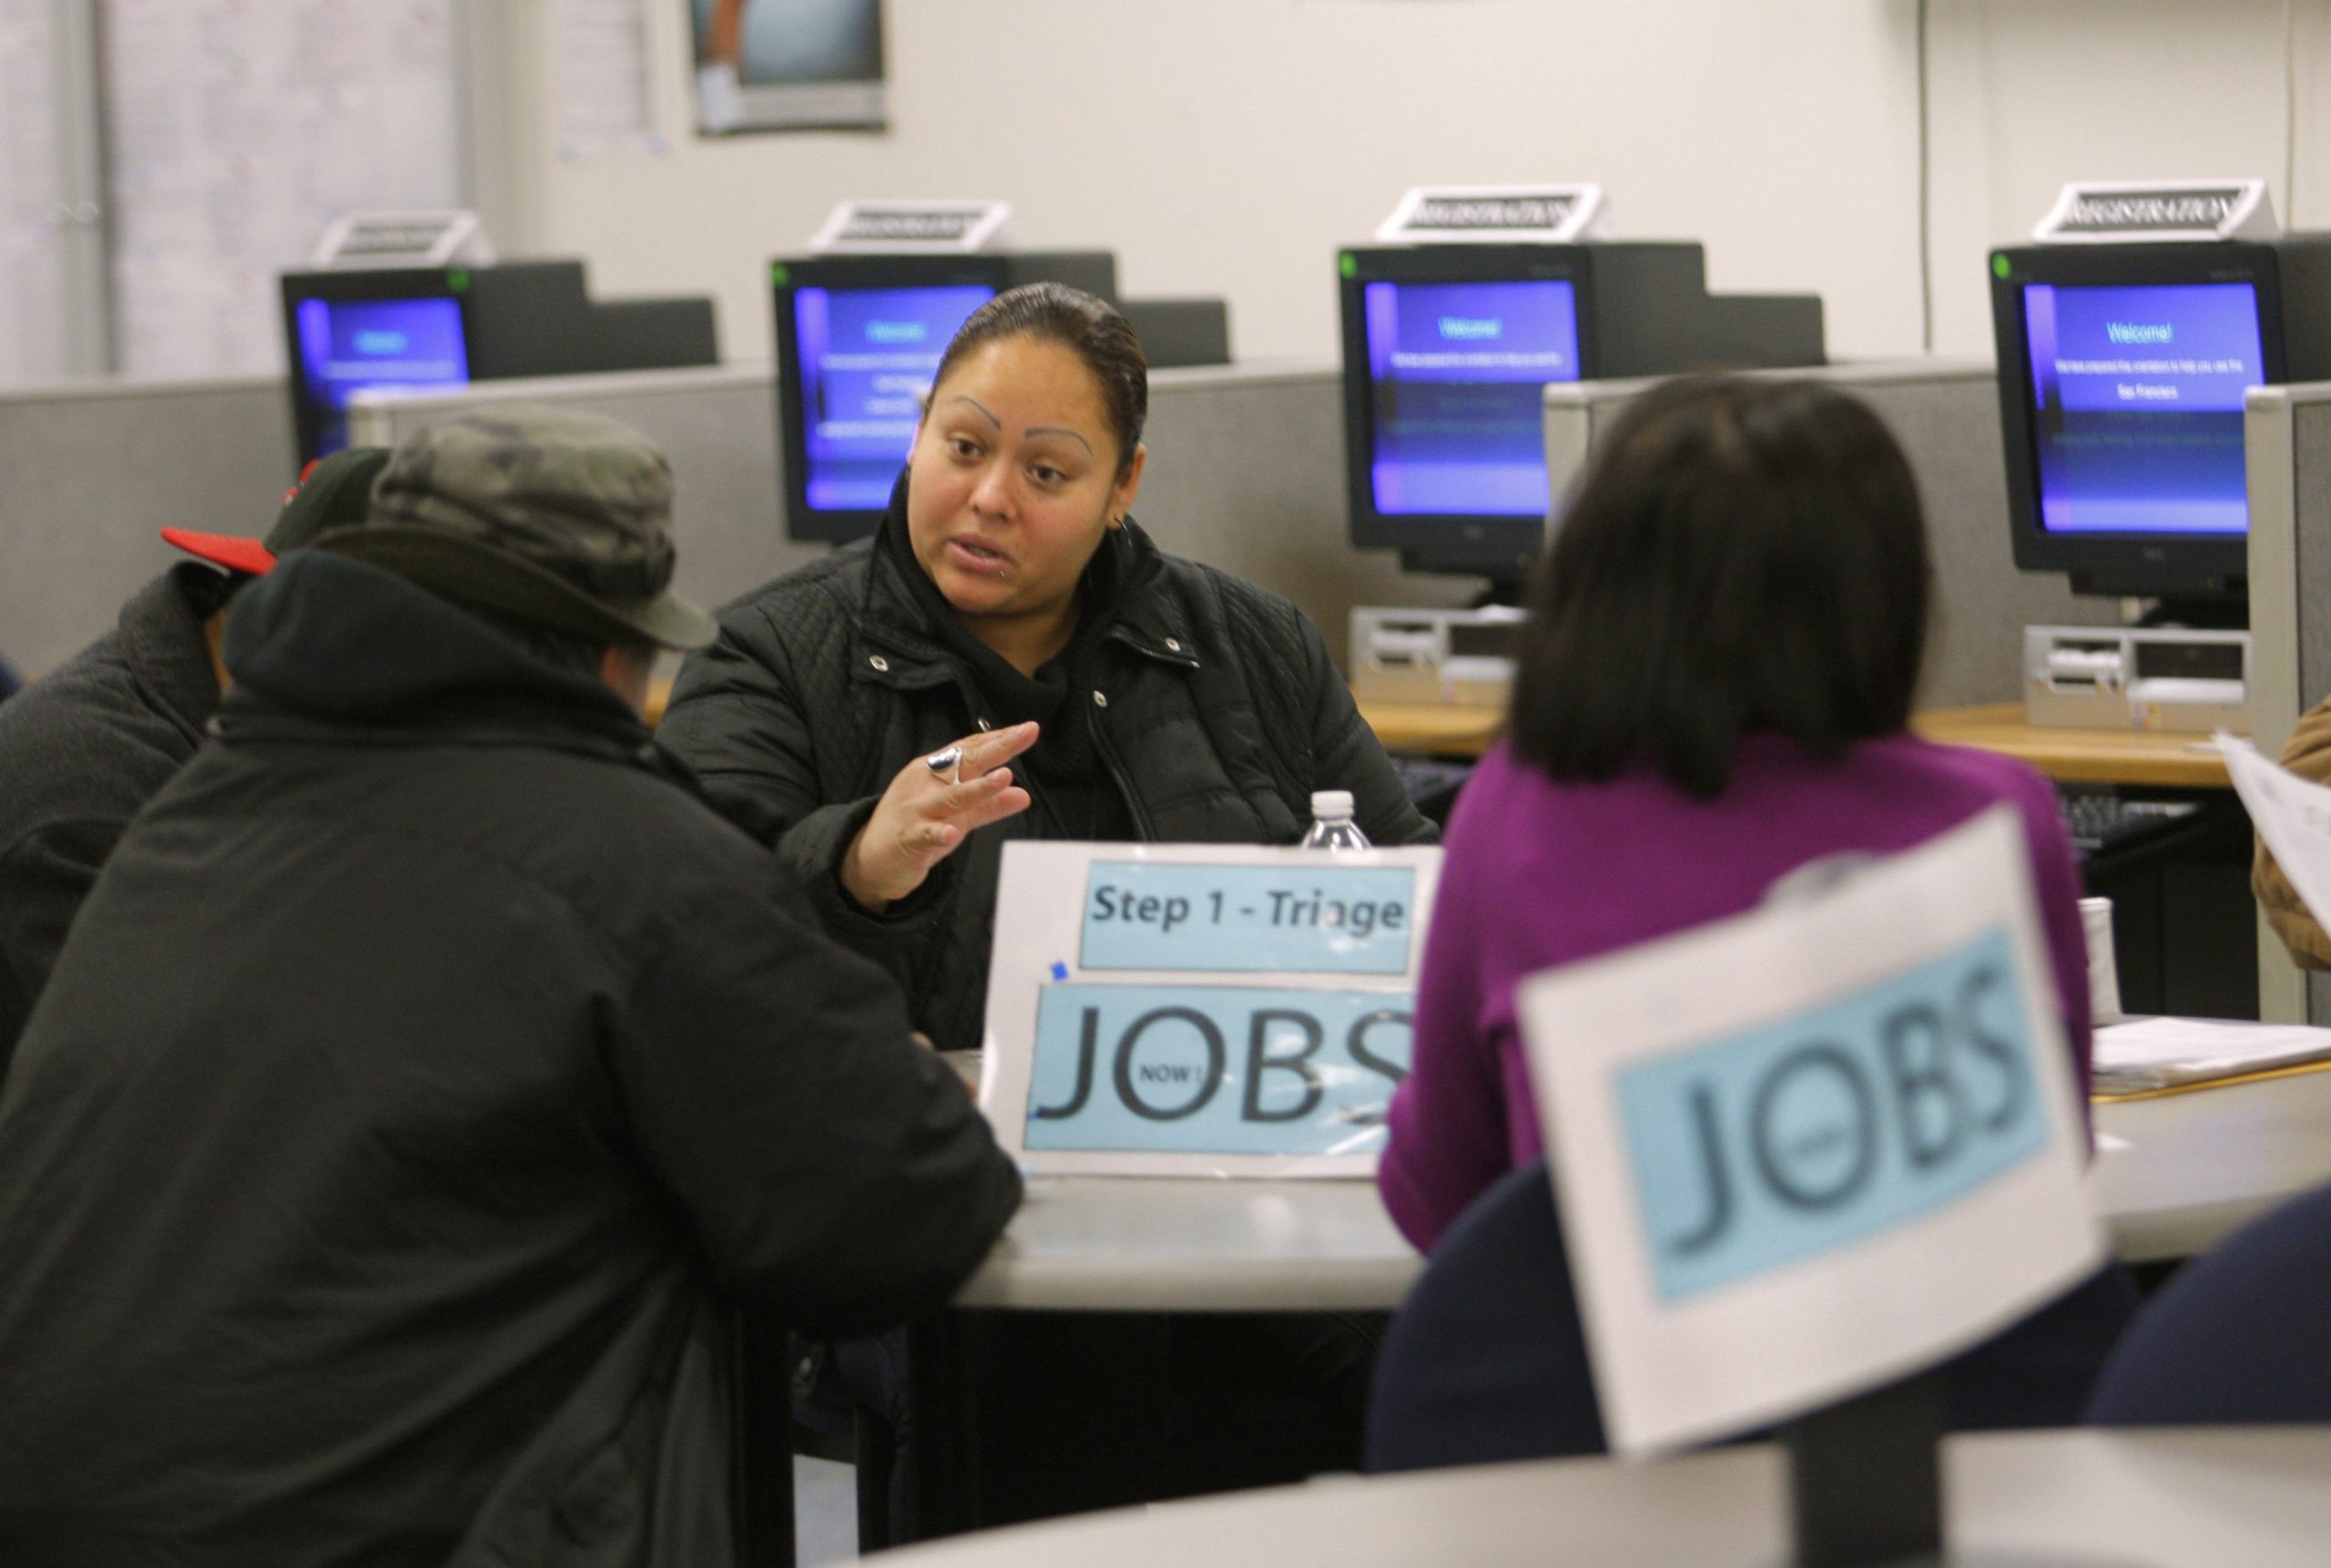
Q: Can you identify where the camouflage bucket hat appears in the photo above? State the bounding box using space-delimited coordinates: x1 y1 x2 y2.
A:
316 405 718 651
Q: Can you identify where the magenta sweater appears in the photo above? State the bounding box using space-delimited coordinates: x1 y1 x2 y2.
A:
1378 732 2093 1253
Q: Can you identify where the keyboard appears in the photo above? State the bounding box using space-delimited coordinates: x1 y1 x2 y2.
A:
2056 784 2204 858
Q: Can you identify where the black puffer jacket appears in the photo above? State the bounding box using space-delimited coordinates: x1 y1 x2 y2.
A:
0 564 228 1059
660 513 1435 1052
0 552 1020 1567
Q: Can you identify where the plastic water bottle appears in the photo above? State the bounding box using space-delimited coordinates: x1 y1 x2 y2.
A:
1299 789 1371 850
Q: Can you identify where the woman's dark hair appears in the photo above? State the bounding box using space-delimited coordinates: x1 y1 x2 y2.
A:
929 282 1148 476
1509 375 1930 799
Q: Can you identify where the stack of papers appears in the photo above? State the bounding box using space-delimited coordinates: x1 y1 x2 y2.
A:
2093 1016 2331 1095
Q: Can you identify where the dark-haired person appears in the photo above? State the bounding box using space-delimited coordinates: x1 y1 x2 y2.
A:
662 281 1430 1054
1378 375 2093 1254
660 282 1430 1516
0 447 384 1063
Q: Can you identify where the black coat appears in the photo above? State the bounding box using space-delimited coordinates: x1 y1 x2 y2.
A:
0 564 227 1061
660 517 1434 1053
0 552 1021 1568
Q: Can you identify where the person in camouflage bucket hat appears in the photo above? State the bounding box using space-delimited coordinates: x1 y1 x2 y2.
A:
318 404 718 651
0 399 1019 1562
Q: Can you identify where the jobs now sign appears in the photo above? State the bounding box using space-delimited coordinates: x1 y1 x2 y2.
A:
1522 809 2102 1455
981 842 1442 1177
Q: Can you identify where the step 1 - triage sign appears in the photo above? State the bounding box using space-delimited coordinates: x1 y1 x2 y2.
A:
1522 808 2102 1455
979 841 1442 1177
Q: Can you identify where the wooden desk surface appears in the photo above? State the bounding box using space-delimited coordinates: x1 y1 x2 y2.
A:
655 681 2232 791
1909 703 2231 789
1361 697 2234 789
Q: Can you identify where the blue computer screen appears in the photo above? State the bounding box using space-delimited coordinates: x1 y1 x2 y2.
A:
1363 279 1581 516
2022 281 2264 535
794 283 996 512
293 296 470 458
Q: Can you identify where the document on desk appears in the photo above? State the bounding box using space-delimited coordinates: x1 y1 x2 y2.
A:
979 841 1442 1178
2093 1016 2331 1094
1520 808 2102 1455
2220 732 2331 936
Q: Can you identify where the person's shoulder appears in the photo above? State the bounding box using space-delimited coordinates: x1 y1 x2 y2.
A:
372 729 786 948
713 541 874 640
1860 731 2062 821
1150 552 1320 656
0 628 182 842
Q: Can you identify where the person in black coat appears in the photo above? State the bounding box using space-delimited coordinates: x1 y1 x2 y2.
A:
0 446 385 1062
0 407 1021 1567
662 282 1433 1057
660 283 1431 1521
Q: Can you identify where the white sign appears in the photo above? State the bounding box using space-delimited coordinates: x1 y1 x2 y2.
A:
1521 809 2102 1455
1376 184 1611 245
809 200 1012 254
2033 178 2278 244
310 210 493 270
979 840 1442 1177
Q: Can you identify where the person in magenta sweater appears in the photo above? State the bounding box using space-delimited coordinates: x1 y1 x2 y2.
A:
1378 376 2092 1254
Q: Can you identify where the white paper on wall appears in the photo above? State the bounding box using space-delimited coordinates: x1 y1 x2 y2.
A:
0 0 72 384
101 0 463 379
555 0 665 161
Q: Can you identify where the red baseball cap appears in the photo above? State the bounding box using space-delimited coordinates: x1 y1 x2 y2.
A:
161 446 391 576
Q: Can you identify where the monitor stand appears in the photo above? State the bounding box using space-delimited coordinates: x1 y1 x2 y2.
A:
2133 598 2246 632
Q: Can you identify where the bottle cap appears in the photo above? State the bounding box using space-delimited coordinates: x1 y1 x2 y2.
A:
1310 789 1355 820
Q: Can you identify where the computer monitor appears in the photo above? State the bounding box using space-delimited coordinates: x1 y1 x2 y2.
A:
771 251 1117 544
1339 243 1826 588
281 261 719 473
283 269 473 468
1991 239 2331 609
1339 249 1591 584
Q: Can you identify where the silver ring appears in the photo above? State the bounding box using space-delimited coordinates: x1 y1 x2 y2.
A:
924 745 964 786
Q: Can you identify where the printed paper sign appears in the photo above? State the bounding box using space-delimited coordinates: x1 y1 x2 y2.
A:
1522 808 2102 1454
1023 983 1411 1157
1376 183 1611 244
1080 860 1418 974
982 840 1441 1177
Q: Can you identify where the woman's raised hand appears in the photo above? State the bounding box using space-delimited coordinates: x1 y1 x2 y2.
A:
840 722 1039 911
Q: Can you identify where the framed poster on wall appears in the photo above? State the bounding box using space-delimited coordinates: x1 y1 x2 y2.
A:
687 0 885 134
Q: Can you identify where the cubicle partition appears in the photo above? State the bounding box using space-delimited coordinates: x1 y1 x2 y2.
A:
349 365 819 621
0 376 293 677
1544 360 2119 711
351 361 1479 657
2241 383 2331 1024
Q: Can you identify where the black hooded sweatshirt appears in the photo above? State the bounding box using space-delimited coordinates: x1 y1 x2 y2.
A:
0 550 1020 1567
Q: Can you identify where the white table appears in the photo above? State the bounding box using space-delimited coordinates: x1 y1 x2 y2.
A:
2092 1064 2331 1263
946 1066 2331 1316
881 1427 2331 1567
954 1176 1419 1311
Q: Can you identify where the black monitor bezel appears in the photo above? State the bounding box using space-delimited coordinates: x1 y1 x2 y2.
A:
1990 241 2282 604
279 267 475 475
771 253 1016 545
1337 244 1600 581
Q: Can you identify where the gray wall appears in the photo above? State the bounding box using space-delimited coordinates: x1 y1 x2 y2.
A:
352 360 1479 666
1 377 293 677
5 357 2083 704
1544 361 2118 711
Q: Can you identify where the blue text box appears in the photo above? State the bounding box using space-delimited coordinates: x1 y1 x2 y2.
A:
1023 983 1412 1156
1079 861 1417 975
1614 926 2054 1301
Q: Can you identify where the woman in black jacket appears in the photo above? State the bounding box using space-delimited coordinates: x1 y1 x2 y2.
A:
663 284 1429 1522
662 282 1431 1054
